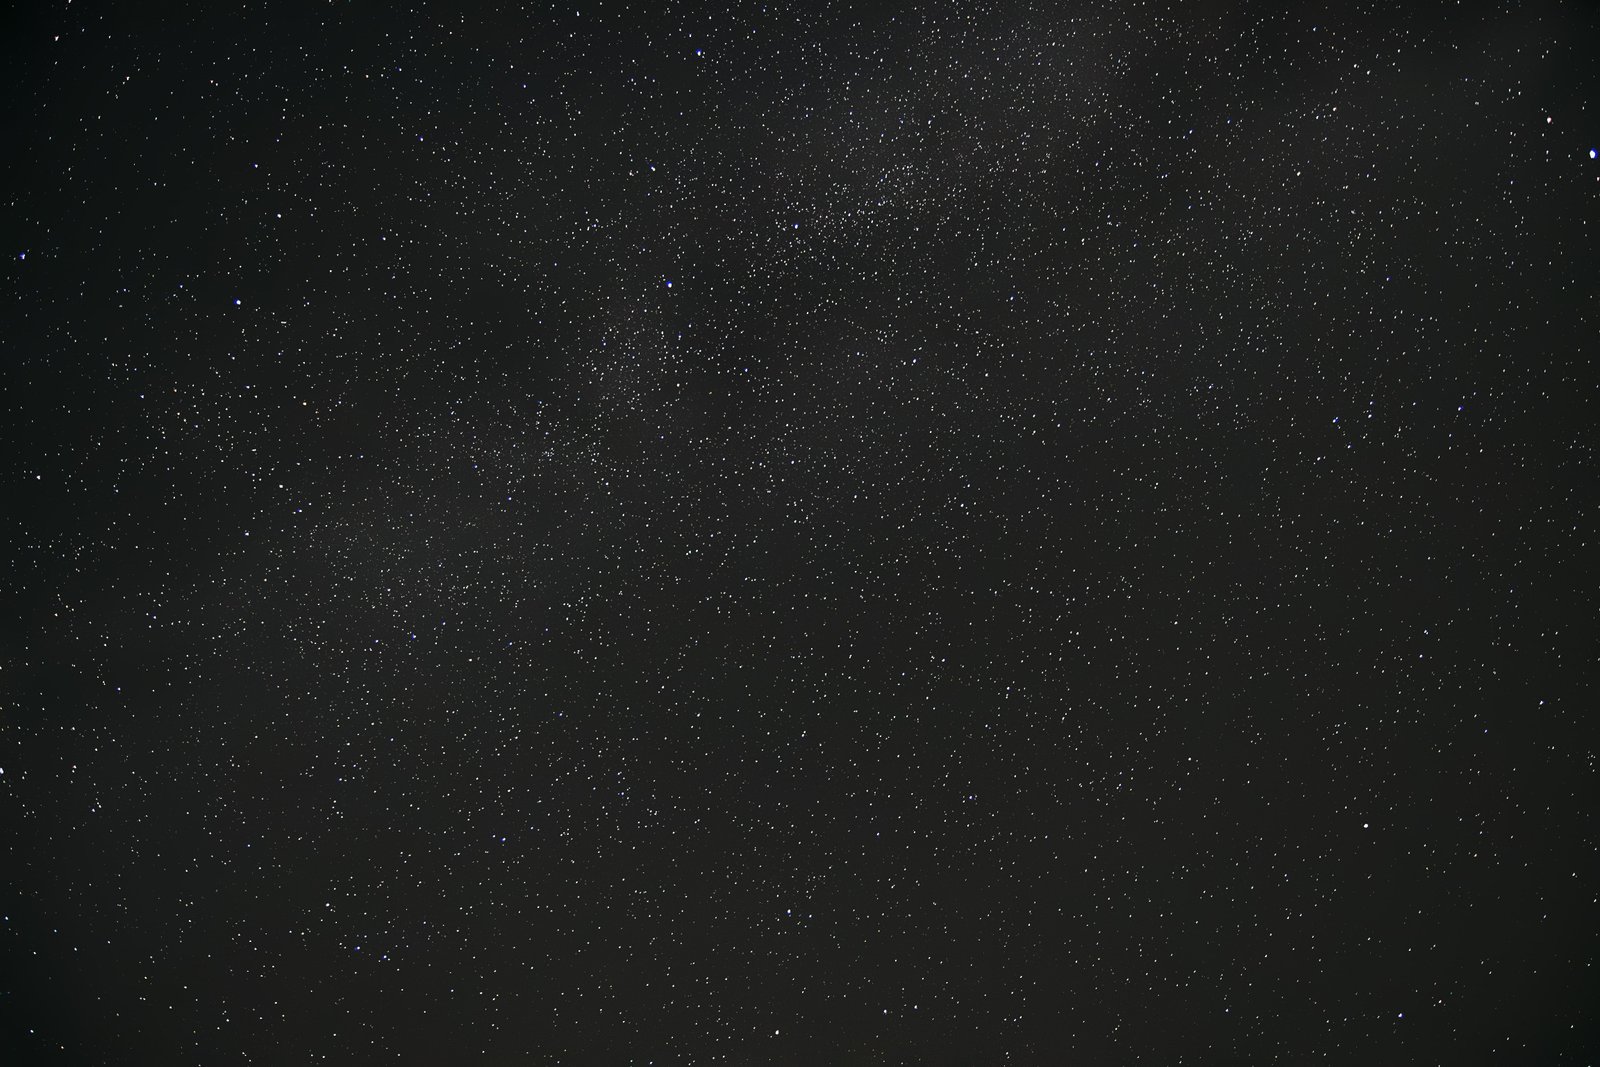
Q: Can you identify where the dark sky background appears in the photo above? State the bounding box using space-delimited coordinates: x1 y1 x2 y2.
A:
2 1 1597 1063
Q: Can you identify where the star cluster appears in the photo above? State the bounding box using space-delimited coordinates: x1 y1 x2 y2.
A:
2 2 1597 1063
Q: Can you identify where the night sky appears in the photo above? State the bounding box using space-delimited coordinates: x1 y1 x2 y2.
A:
3 2 1598 1063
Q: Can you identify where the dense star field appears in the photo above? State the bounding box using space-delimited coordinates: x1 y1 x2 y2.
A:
2 2 1597 1063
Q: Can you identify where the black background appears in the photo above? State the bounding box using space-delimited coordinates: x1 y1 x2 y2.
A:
2 1 1597 1062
